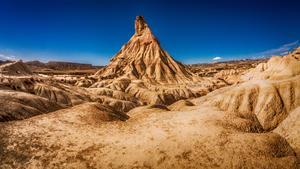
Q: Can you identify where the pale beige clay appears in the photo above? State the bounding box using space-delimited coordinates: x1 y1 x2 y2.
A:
0 16 299 169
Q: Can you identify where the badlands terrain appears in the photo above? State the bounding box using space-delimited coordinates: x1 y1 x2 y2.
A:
0 16 299 169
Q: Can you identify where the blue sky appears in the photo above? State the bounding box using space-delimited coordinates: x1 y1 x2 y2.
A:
0 0 299 65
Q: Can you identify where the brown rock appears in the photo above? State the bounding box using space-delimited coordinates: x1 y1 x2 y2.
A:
0 60 33 76
95 16 194 84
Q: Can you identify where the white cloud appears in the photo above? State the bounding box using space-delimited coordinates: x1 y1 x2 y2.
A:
255 40 299 57
212 56 222 61
0 54 17 61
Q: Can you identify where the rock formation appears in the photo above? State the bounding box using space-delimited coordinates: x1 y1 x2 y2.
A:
0 60 33 76
95 16 194 84
91 16 227 107
193 47 300 131
0 90 62 121
274 107 300 160
242 47 300 81
1 16 299 169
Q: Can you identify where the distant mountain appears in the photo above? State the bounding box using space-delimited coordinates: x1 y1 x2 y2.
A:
0 60 32 76
26 60 102 71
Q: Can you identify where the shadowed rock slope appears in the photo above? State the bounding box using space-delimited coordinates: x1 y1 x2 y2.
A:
274 107 300 160
0 90 62 121
0 76 92 121
0 60 33 76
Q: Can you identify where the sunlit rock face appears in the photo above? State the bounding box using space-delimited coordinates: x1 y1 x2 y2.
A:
242 47 300 81
95 16 194 84
1 15 300 169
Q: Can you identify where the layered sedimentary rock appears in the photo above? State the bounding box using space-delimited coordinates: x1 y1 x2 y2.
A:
95 16 194 84
0 60 33 76
242 47 300 81
2 17 299 169
92 16 226 107
0 90 62 121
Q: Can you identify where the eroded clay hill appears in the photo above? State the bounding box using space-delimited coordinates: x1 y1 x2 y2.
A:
0 60 33 76
1 48 299 168
95 16 194 84
0 17 299 169
189 47 300 164
91 16 226 106
242 47 300 81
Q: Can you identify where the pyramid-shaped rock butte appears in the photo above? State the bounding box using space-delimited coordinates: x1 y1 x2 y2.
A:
95 16 194 84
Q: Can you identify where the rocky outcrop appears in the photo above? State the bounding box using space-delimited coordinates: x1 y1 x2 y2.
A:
0 90 62 121
90 16 229 109
214 69 244 84
95 16 194 84
274 107 300 160
197 78 300 131
0 60 33 76
242 47 300 81
194 48 300 132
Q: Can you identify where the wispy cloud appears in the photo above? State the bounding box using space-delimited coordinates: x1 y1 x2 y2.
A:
254 40 299 58
0 54 18 61
0 48 110 66
212 56 222 61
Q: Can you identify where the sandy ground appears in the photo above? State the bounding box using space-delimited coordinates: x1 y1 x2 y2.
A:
0 17 299 169
0 102 298 169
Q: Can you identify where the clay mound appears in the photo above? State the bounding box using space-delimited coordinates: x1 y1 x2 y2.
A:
125 81 163 104
87 86 142 112
162 86 201 102
52 75 78 85
194 76 300 131
90 77 217 107
95 16 194 84
68 103 129 122
0 60 33 76
1 102 298 168
51 102 130 123
90 79 111 88
148 104 170 110
215 69 244 84
168 100 195 111
0 77 36 91
1 77 90 107
274 107 300 160
125 80 207 105
127 104 170 119
87 87 139 103
0 90 62 121
125 81 181 105
90 78 131 91
34 83 73 105
93 95 139 112
105 78 131 91
242 47 300 81
33 83 90 106
74 79 94 87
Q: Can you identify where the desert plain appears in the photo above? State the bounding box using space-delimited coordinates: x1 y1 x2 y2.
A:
0 16 299 169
